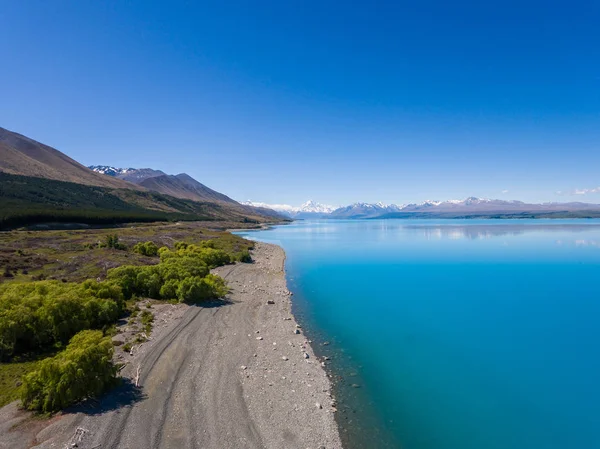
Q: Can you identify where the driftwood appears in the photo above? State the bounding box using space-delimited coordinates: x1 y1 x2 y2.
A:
134 365 141 387
65 426 88 448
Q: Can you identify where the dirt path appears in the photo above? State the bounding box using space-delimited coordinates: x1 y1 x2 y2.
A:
0 242 342 449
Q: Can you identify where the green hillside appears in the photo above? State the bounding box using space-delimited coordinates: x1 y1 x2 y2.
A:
0 172 263 229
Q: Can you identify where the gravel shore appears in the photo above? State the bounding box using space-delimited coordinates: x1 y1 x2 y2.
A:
0 242 342 449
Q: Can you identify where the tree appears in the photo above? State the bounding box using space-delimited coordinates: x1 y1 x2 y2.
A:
176 274 228 303
21 330 117 413
133 241 159 257
104 234 127 250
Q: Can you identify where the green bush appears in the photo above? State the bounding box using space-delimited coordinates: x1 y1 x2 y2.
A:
159 279 179 299
174 241 188 251
133 241 159 257
238 249 252 263
176 274 228 303
165 244 231 268
107 244 230 303
0 281 123 360
160 255 209 280
21 330 117 413
103 234 127 251
140 310 153 333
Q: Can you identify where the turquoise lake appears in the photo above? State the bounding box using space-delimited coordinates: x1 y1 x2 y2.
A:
235 220 600 449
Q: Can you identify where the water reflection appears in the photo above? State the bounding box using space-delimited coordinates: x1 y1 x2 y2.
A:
401 223 600 240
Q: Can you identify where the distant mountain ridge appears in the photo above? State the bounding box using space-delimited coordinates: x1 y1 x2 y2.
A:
90 165 238 205
245 197 600 219
90 165 288 220
242 200 336 218
0 126 287 228
89 165 166 183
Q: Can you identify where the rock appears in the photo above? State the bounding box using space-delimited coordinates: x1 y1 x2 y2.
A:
322 341 330 346
351 383 360 388
256 336 263 340
282 356 289 361
316 402 322 409
266 300 275 305
284 317 292 321
303 352 309 359
241 366 247 370
294 329 301 334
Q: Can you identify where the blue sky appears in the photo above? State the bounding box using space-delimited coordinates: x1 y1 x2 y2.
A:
1 1 598 206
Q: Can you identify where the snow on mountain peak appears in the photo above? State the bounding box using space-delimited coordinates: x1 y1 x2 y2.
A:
242 200 335 214
299 200 335 213
89 165 135 176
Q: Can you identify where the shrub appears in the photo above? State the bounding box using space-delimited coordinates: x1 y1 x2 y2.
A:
159 279 179 299
174 242 188 251
21 330 117 413
176 274 228 303
106 266 139 299
106 243 230 303
170 244 231 268
133 241 159 257
140 310 153 326
140 310 153 333
135 267 162 299
160 255 209 280
104 234 127 251
0 281 123 360
238 249 252 263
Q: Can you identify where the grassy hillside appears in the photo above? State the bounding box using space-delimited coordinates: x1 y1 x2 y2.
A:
0 172 269 229
0 127 142 190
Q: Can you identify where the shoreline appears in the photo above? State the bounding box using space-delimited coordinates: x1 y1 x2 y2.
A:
0 241 342 449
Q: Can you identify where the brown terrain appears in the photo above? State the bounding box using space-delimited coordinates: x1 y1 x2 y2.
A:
0 127 142 190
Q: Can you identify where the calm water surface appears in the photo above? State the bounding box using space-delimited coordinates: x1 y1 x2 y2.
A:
235 220 600 449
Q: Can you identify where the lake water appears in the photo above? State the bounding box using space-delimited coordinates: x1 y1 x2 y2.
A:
235 220 600 449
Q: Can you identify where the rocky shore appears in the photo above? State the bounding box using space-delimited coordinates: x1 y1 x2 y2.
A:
0 242 342 449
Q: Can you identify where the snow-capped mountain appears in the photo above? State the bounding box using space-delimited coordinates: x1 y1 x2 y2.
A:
297 200 336 214
400 197 529 212
89 165 135 177
89 166 166 183
243 196 600 219
242 200 336 218
329 202 404 218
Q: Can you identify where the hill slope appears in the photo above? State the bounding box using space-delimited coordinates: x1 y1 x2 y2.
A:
0 127 287 228
0 127 140 190
90 166 239 204
138 173 238 204
90 166 287 220
0 172 274 229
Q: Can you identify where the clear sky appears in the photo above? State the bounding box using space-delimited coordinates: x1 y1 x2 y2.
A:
1 1 599 206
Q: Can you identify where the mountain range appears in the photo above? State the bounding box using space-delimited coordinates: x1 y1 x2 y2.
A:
241 200 336 219
89 165 239 204
0 126 285 228
244 197 600 219
2 124 600 229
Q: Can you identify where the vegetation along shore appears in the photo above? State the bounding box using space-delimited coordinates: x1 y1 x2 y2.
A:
0 222 341 448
